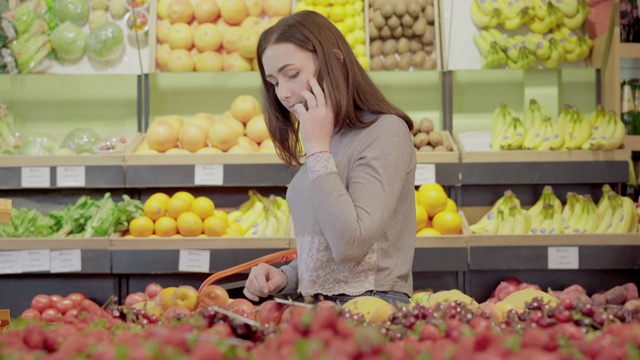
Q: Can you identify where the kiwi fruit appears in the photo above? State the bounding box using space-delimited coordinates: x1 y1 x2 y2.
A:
382 39 398 56
397 37 410 54
410 37 423 52
369 24 380 40
370 39 384 57
394 0 407 17
429 131 444 147
401 14 414 27
380 26 392 39
425 3 435 23
423 56 437 70
422 25 435 45
398 53 412 70
407 0 422 17
380 2 394 18
383 55 399 70
418 118 434 133
373 11 386 29
419 145 434 152
370 56 384 71
412 51 427 67
392 26 404 38
433 145 448 152
412 16 427 36
388 14 402 30
413 132 429 148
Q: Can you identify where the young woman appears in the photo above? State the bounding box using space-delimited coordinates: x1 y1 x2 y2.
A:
243 10 417 307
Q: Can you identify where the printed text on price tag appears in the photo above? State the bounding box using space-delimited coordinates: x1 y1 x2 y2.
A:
415 164 436 185
57 166 86 187
194 165 223 185
179 249 210 273
21 167 50 188
548 246 579 269
20 249 51 272
50 249 82 273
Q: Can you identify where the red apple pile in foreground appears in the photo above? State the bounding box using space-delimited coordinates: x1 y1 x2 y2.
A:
3 279 640 359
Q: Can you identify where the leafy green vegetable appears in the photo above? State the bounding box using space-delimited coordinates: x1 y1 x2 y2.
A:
15 132 59 156
0 103 19 154
55 0 90 27
61 127 99 154
86 21 123 62
5 1 36 35
50 21 86 61
0 208 55 238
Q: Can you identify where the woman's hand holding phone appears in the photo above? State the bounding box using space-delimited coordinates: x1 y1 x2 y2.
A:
293 71 334 156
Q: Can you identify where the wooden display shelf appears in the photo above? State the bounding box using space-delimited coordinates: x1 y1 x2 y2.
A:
415 131 460 163
619 43 640 59
623 135 640 152
109 237 290 250
0 238 111 250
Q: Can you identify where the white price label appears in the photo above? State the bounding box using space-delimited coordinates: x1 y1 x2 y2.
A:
194 164 224 185
178 249 210 273
21 167 50 188
20 249 51 273
56 166 86 187
0 251 21 274
548 246 579 269
415 164 436 186
50 249 82 273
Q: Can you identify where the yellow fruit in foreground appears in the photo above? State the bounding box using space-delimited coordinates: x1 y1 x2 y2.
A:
129 216 155 237
214 209 228 224
149 192 170 204
416 205 428 232
426 290 479 307
143 198 167 221
173 191 195 204
342 296 394 323
220 0 249 25
417 227 441 236
445 198 458 212
168 23 194 50
167 49 195 72
417 186 448 218
177 211 204 236
167 196 191 219
432 210 463 235
155 216 178 237
192 196 215 220
204 215 226 236
225 222 244 237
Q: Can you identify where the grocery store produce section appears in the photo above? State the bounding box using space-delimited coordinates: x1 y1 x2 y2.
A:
1 0 640 357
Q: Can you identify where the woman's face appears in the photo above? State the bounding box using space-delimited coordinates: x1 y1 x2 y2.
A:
262 42 318 113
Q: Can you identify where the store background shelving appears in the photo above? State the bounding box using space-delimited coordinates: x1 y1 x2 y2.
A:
1 0 639 315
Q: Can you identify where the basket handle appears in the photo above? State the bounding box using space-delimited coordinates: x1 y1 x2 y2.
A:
198 248 298 293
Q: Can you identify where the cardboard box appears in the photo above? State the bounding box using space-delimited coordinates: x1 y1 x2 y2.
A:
0 198 11 224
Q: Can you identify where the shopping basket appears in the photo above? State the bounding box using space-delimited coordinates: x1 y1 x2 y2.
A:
198 248 298 293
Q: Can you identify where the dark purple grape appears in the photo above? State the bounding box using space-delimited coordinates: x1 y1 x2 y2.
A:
554 309 572 323
526 297 542 310
579 303 594 317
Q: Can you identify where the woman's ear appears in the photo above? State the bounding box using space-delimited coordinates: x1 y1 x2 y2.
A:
333 49 344 62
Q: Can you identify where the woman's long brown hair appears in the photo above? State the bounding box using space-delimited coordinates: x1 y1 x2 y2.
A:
257 10 414 167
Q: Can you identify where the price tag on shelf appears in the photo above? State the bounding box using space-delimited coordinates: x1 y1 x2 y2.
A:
178 249 210 273
0 251 21 274
547 246 579 269
56 166 86 187
20 249 50 273
415 164 436 186
194 165 223 185
21 167 50 188
50 249 82 273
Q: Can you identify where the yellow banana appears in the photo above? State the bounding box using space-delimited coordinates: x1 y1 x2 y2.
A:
477 0 501 14
548 122 565 150
614 196 637 233
472 1 498 28
263 211 280 237
245 212 268 237
236 195 265 233
552 0 578 17
528 15 551 34
562 1 588 30
550 212 563 234
228 195 256 223
605 196 625 234
474 35 492 56
600 116 626 150
497 207 516 234
595 196 616 233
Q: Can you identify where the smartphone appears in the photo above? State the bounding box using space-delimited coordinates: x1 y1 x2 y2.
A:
303 66 324 111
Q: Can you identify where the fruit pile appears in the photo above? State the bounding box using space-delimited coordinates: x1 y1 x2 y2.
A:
415 183 463 236
126 189 289 237
4 278 640 359
368 0 438 71
294 0 368 69
136 94 275 154
155 0 291 72
410 117 454 152
469 185 639 235
471 0 592 69
490 100 625 151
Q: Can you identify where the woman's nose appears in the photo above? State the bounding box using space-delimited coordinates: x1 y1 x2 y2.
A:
276 82 292 101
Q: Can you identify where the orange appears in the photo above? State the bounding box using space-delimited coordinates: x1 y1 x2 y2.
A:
154 216 178 237
191 196 215 220
177 211 204 236
220 0 248 25
417 228 441 236
167 196 191 219
173 191 195 204
432 210 463 235
418 183 445 194
129 216 155 237
214 209 229 224
417 186 448 218
203 215 226 236
143 198 167 221
230 95 260 124
149 192 170 204
416 205 428 232
445 198 458 213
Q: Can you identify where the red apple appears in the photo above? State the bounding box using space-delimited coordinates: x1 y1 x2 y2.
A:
145 283 163 299
226 298 256 319
53 298 76 315
198 285 230 309
30 294 53 314
65 293 86 306
255 300 285 326
163 305 191 321
124 292 148 308
21 308 41 321
171 285 199 311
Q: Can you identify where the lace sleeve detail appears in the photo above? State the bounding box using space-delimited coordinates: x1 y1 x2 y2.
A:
306 152 337 180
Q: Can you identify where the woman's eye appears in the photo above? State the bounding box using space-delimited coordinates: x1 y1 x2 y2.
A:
288 72 299 80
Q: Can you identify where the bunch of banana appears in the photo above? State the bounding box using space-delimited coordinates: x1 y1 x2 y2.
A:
560 106 591 149
540 37 566 68
507 45 537 69
475 29 509 68
490 104 525 150
522 98 551 130
227 190 290 237
528 186 563 234
596 189 639 234
498 203 533 234
581 110 626 151
548 26 592 62
560 0 590 30
527 0 564 34
562 193 598 234
499 0 532 30
469 190 521 234
471 0 503 28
